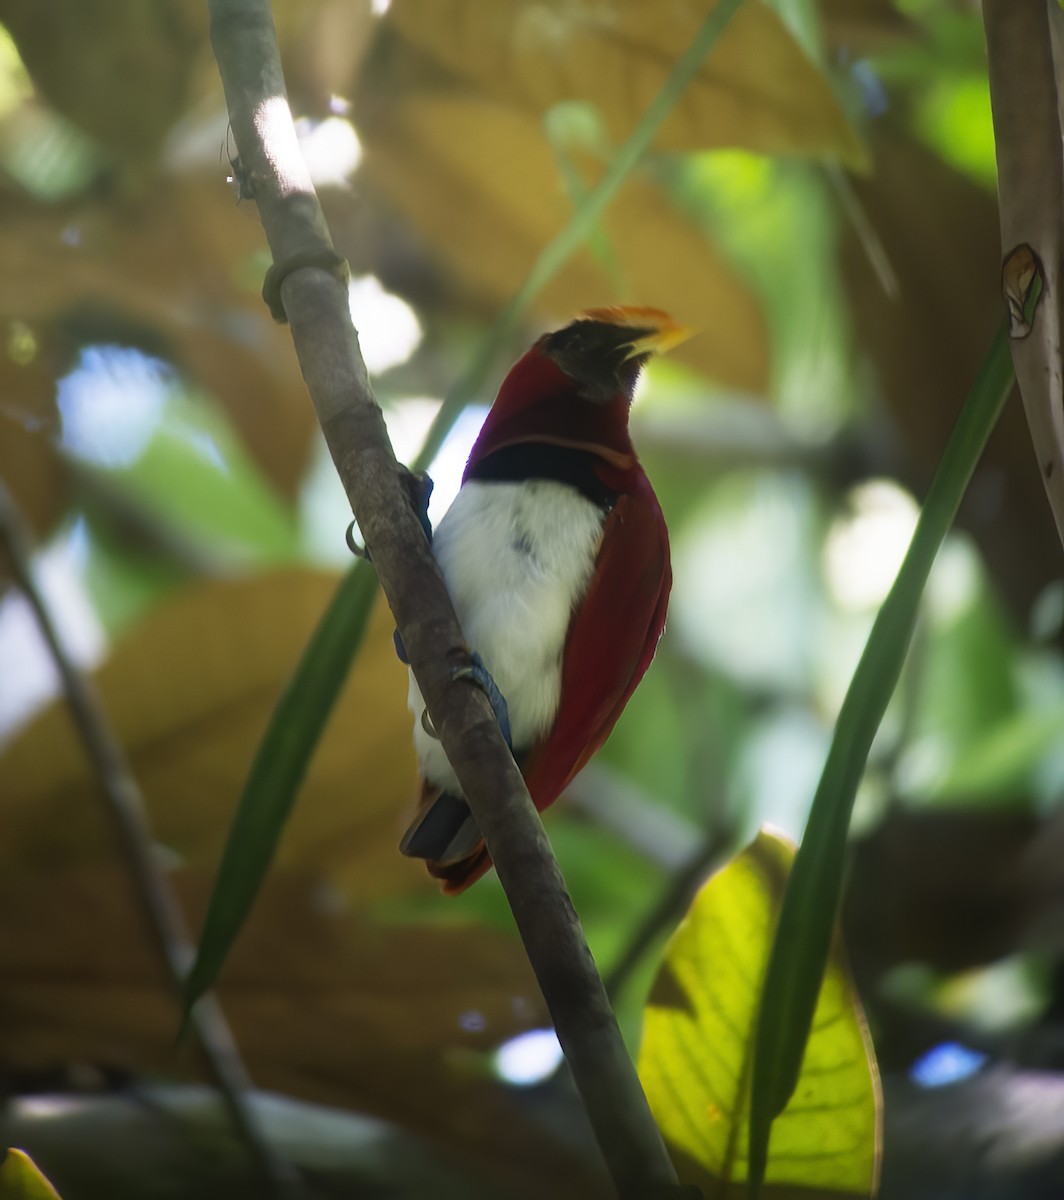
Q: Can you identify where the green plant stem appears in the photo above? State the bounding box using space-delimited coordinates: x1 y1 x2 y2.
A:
748 321 1017 1195
183 561 377 1009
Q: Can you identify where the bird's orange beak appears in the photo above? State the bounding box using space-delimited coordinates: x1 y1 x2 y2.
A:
578 305 696 360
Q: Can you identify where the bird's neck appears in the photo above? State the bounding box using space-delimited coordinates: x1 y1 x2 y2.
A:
468 349 637 475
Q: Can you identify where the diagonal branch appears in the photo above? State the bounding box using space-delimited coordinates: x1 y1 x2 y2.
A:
207 2 688 1195
0 478 301 1200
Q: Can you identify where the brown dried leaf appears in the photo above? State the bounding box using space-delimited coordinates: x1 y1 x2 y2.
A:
0 867 603 1198
362 95 769 390
387 0 866 166
0 570 425 901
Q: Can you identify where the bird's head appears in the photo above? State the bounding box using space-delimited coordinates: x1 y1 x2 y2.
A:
467 306 694 474
538 306 693 402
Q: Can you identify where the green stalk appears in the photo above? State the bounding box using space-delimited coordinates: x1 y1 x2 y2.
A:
747 318 1020 1194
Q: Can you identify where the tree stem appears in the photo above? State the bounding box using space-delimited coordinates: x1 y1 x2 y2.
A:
207 1 685 1193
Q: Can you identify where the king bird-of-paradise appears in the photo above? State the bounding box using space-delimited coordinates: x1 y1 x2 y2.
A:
401 306 689 893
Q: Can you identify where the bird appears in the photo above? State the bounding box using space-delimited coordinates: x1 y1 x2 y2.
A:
400 306 687 893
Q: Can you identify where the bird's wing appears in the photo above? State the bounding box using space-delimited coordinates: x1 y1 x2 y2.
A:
522 469 671 809
408 469 670 897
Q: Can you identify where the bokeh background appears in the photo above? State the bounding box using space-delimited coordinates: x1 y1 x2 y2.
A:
1 1 1062 1196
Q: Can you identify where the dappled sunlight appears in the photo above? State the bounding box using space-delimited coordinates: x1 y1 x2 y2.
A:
347 274 422 373
909 1042 988 1089
673 473 819 691
0 527 105 740
493 1028 563 1086
298 401 485 564
254 94 313 197
57 346 170 469
297 114 362 186
925 535 983 624
823 480 920 611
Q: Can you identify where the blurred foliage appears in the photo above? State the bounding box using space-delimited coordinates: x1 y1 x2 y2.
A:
0 0 1062 1197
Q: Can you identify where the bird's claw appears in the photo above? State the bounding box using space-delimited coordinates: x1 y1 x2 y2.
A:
346 520 371 561
414 655 512 749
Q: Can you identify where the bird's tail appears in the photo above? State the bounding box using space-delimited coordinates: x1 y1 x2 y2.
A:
399 782 493 894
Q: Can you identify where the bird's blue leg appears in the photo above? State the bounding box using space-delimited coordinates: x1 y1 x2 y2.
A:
412 652 512 750
406 469 435 544
454 653 512 750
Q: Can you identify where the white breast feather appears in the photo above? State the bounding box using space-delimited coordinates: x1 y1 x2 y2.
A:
409 480 605 796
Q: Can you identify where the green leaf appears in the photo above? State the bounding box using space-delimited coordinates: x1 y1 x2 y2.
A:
72 383 299 566
913 558 1018 753
928 704 1064 806
638 830 880 1197
0 1149 62 1200
748 313 1023 1193
182 560 379 1015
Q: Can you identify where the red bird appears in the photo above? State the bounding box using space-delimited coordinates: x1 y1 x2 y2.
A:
401 306 686 893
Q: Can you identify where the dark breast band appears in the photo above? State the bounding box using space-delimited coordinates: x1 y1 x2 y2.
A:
468 443 618 511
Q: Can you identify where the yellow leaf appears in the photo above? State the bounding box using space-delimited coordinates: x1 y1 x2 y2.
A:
639 830 881 1196
362 95 770 391
0 1149 61 1200
387 0 866 166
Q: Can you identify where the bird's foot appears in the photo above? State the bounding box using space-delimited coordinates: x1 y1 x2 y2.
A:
346 520 371 561
347 470 433 567
454 652 512 749
388 469 436 663
415 653 512 750
403 467 434 545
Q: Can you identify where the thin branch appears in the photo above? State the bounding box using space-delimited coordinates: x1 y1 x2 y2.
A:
206 2 687 1193
0 479 301 1200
